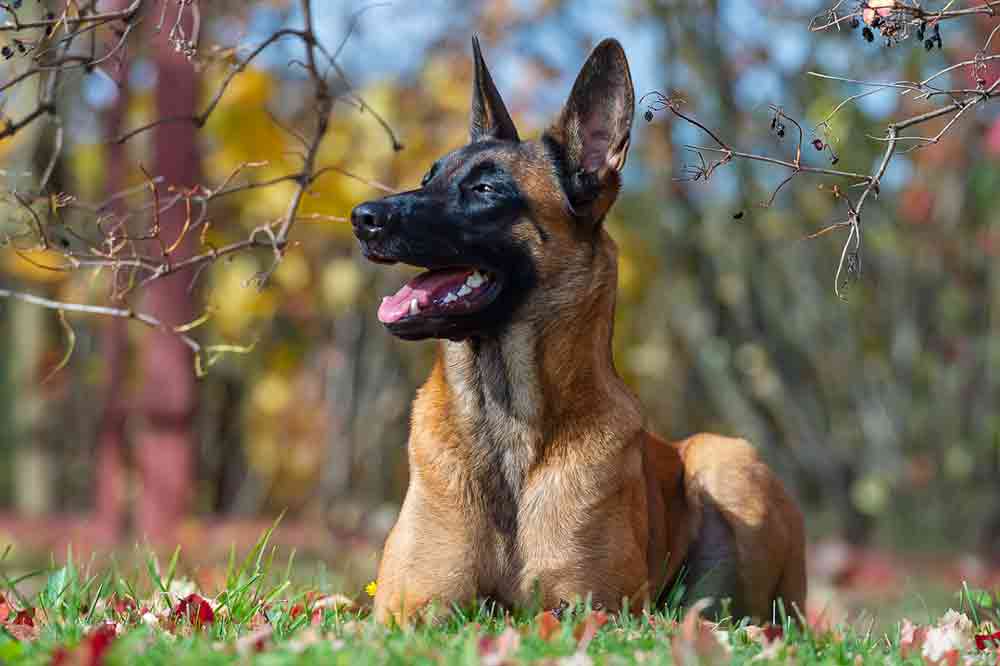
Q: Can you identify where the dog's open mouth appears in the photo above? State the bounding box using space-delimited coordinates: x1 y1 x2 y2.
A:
377 267 500 325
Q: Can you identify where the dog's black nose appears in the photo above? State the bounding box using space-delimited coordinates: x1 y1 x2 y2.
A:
351 201 397 241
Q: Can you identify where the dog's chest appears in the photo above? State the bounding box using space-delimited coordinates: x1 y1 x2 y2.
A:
441 331 545 543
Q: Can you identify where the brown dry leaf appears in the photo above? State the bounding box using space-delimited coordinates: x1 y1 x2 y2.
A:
671 600 730 666
536 610 562 641
573 610 609 650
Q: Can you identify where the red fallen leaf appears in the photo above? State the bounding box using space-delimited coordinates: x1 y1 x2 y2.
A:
975 630 1000 651
4 621 38 642
747 623 784 645
900 618 928 659
85 623 118 666
862 0 893 26
13 608 35 627
478 626 521 665
535 610 561 641
289 603 305 619
107 594 136 616
172 594 215 627
573 610 609 649
933 649 960 666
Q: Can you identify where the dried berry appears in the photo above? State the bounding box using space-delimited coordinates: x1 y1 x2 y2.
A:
812 138 825 151
863 27 875 43
849 16 860 29
916 22 926 41
733 210 745 220
924 38 934 51
871 15 883 28
644 109 654 122
12 39 26 54
1 46 12 60
831 155 840 165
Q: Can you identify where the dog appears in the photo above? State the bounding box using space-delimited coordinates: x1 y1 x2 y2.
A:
350 36 806 625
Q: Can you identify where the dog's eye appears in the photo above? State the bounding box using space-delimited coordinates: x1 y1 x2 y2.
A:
472 183 495 194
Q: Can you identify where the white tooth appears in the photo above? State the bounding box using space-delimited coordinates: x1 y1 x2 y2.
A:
409 298 420 315
443 292 458 304
466 271 485 288
457 284 472 297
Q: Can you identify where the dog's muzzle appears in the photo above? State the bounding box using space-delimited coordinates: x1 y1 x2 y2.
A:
351 200 399 242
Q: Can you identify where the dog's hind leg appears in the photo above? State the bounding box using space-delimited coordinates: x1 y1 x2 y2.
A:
681 501 743 619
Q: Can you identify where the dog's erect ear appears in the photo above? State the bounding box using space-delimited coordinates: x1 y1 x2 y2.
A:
470 36 520 143
546 38 634 221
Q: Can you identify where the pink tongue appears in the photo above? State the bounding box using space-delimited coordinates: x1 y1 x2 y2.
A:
378 268 473 324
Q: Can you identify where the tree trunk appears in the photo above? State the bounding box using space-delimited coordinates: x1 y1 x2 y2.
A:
135 22 201 544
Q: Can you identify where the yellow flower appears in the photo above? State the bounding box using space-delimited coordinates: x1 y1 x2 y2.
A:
365 580 378 598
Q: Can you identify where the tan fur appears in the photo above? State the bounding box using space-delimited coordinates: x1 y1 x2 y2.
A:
373 210 806 623
371 41 806 626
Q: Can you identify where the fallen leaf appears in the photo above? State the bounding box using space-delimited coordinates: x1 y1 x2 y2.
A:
922 610 973 664
12 608 35 627
84 623 118 666
479 626 521 666
573 610 609 650
746 623 783 645
236 626 273 655
900 618 928 659
172 594 215 628
671 600 729 666
975 630 1000 651
107 595 136 617
536 610 561 641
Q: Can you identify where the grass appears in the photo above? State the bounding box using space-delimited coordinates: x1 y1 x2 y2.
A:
0 527 996 665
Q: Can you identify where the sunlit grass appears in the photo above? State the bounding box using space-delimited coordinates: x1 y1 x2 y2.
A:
1 527 997 665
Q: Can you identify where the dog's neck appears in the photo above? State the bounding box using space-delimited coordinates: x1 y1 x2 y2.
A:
435 246 642 462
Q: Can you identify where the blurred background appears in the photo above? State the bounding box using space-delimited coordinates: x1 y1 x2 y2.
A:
1 0 999 620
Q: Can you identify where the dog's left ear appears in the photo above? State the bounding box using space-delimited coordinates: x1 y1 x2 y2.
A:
470 36 520 143
546 38 634 223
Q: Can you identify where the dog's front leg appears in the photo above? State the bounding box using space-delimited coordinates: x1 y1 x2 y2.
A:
373 491 483 625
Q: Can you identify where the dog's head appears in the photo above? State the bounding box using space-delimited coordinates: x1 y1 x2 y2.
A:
351 37 634 341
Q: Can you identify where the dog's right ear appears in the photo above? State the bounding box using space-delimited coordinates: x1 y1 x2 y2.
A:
470 36 520 143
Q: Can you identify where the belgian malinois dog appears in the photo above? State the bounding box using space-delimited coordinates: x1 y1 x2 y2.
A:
350 37 806 624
